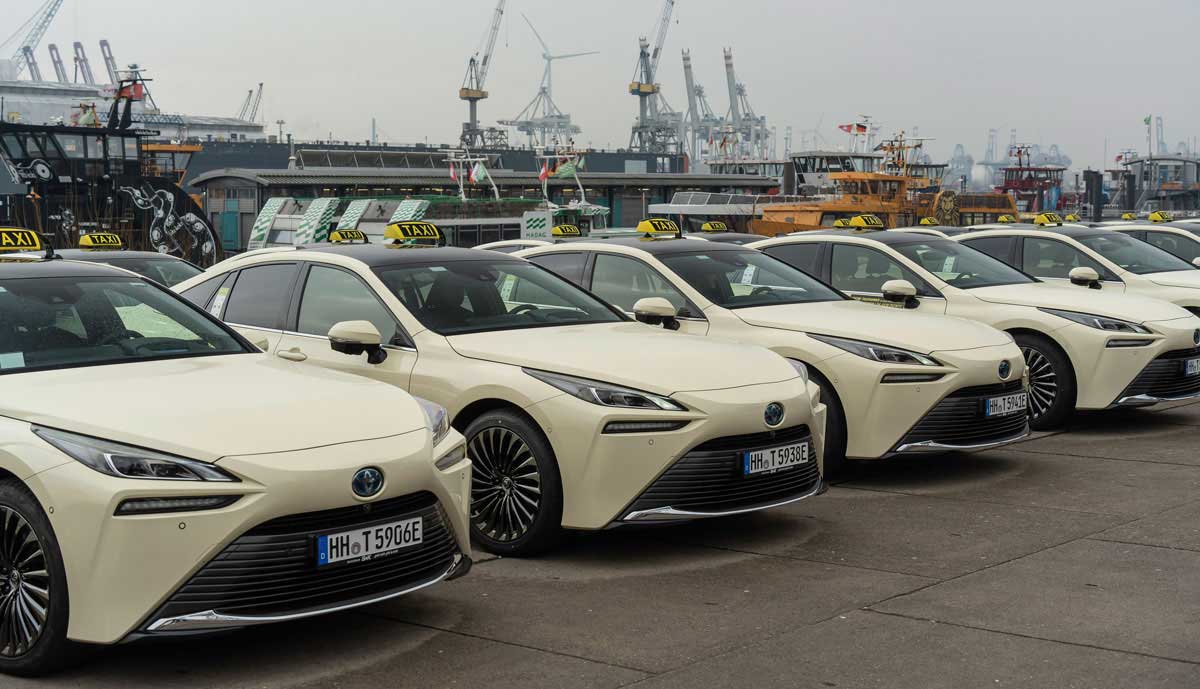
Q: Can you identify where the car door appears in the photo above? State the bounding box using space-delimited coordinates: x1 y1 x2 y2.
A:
585 252 710 335
826 243 948 314
1016 237 1124 291
272 262 418 389
211 262 301 352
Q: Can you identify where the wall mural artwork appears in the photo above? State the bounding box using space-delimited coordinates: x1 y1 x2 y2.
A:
119 182 218 265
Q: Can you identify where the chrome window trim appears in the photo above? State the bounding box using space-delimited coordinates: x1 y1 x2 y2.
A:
280 329 417 353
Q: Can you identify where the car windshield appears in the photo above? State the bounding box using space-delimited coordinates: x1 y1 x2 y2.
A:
0 275 247 375
1076 233 1196 275
658 249 844 309
104 257 203 287
891 239 1036 289
374 259 624 335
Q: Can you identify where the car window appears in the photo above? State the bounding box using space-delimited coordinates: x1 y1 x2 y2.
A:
1076 232 1195 275
829 244 938 296
891 239 1034 289
107 257 203 287
1144 231 1200 264
1020 238 1116 280
0 276 246 375
761 243 821 275
178 274 225 309
960 236 1014 263
297 265 400 344
375 259 622 336
528 252 587 285
590 253 695 316
222 263 299 329
659 249 843 309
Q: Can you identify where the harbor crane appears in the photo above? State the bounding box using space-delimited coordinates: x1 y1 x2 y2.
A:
72 42 96 85
719 48 771 160
460 0 509 148
235 83 264 122
47 43 67 82
628 0 682 154
99 40 119 84
680 50 723 163
499 14 596 148
1 0 63 79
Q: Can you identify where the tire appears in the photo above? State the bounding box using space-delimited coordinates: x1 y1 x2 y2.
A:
811 373 850 480
0 479 80 677
465 409 564 557
1014 332 1077 430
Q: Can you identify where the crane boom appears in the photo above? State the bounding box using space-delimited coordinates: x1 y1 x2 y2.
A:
248 82 264 122
646 0 674 83
8 0 64 78
476 0 505 88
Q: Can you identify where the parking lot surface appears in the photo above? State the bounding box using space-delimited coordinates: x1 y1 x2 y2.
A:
22 401 1200 689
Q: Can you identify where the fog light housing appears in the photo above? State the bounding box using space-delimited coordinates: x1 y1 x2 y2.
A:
602 421 688 434
114 495 240 516
880 373 944 383
1106 339 1154 348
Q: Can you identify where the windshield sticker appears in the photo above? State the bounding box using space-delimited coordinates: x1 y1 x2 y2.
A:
740 266 757 284
0 352 25 369
429 266 447 272
942 257 956 273
209 287 230 316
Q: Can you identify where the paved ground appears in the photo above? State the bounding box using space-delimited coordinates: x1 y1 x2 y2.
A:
22 401 1200 688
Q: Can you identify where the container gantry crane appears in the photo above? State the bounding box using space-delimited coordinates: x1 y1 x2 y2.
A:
1 0 63 80
628 0 682 154
460 0 509 149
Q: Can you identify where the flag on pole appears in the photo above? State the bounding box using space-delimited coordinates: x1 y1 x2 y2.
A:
471 162 489 182
854 123 868 134
467 164 476 183
554 160 577 178
838 124 853 134
538 161 549 182
449 163 457 181
1115 154 1123 162
1144 115 1152 126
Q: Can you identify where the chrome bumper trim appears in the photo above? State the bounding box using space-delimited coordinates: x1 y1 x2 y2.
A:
621 478 826 522
1110 391 1200 408
889 424 1030 456
144 552 470 634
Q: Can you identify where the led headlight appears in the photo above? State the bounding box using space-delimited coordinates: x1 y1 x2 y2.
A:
33 426 237 482
523 368 687 411
808 334 940 366
415 397 451 445
1038 308 1151 334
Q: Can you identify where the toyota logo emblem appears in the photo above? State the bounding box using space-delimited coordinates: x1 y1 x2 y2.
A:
998 360 1012 380
352 467 384 498
764 402 785 427
1193 329 1199 346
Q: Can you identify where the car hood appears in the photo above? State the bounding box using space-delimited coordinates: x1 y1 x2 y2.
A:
0 355 425 462
969 282 1190 324
447 322 798 395
734 300 1010 355
1144 270 1200 290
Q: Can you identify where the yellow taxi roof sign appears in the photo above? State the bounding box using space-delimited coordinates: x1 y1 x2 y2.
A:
78 232 123 250
0 227 42 253
329 229 368 243
1120 212 1136 220
637 218 680 236
1033 212 1064 226
1149 210 1173 223
847 214 884 228
1063 213 1081 222
832 219 849 227
384 221 442 242
699 221 728 232
918 217 939 225
996 214 1018 223
551 224 581 237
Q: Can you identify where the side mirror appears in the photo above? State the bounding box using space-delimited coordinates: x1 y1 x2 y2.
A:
881 279 920 309
632 297 680 331
250 336 271 352
328 320 388 364
1192 257 1200 269
1068 266 1102 289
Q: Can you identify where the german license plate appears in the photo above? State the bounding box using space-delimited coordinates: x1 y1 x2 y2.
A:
743 442 810 476
985 392 1028 417
316 516 422 567
1186 358 1200 377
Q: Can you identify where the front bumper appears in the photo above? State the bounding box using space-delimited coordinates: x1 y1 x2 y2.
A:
888 380 1031 456
1109 346 1200 407
525 376 825 530
24 430 472 645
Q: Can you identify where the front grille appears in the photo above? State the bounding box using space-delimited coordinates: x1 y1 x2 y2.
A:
896 379 1028 449
624 425 819 516
1120 347 1200 400
147 492 458 624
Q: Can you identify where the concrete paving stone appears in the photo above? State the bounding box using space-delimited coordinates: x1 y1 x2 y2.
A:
652 486 1122 579
1093 500 1200 552
840 448 1200 518
629 610 1200 689
875 539 1200 663
1014 411 1200 465
368 533 931 673
9 610 644 689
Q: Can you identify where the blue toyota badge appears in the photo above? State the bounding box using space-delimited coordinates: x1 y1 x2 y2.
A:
998 360 1012 380
764 402 785 427
352 467 384 498
1193 329 1199 346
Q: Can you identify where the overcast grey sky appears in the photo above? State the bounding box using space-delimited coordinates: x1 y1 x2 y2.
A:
20 0 1200 169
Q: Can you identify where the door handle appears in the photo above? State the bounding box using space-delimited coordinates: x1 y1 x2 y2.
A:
276 348 308 362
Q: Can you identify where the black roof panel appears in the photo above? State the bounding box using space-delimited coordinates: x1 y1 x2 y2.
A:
681 232 761 245
0 259 132 279
581 237 753 255
297 244 526 267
